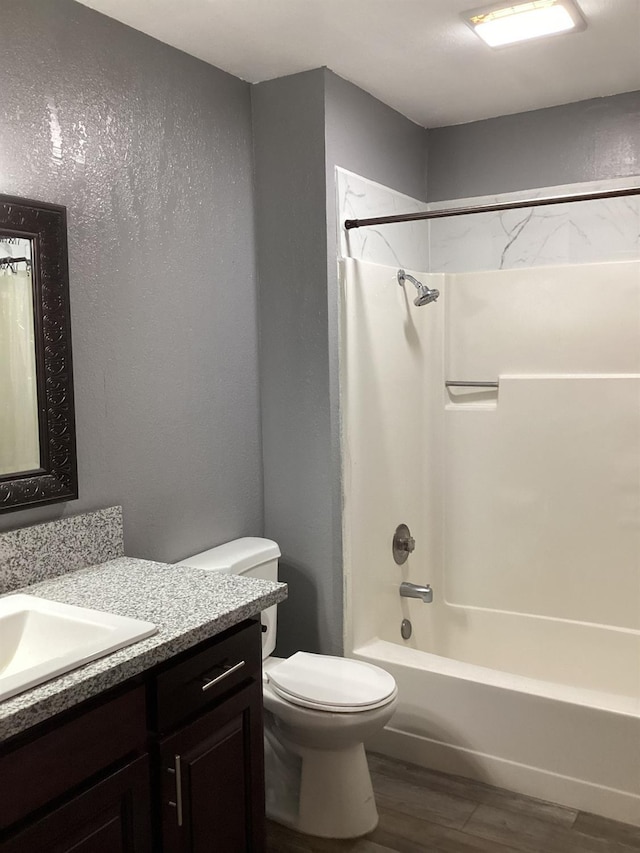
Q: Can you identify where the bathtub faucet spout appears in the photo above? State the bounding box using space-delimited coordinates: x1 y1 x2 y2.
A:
400 582 433 603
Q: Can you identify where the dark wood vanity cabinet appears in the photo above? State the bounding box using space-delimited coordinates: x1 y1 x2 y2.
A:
1 755 152 853
0 619 265 853
0 686 150 852
159 682 265 852
153 619 265 853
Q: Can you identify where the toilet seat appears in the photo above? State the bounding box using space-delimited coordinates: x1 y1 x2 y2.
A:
266 652 397 713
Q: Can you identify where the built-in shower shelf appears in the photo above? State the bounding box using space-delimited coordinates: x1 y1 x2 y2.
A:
445 380 499 410
445 381 499 389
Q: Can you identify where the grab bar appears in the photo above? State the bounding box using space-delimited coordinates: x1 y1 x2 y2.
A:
445 381 499 389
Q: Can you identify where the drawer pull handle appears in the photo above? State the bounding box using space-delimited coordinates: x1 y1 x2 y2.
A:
201 660 245 692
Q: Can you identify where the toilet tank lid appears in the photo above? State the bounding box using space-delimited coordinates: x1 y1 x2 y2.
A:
176 537 280 574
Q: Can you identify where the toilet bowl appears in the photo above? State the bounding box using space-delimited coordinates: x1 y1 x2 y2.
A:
177 538 398 839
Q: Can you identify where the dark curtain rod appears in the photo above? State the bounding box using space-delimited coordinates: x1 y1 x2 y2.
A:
344 185 640 230
0 256 31 267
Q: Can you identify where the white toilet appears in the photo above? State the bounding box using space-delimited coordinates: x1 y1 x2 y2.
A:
178 537 398 839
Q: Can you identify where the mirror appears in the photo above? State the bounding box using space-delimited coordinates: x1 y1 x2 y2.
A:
0 195 77 512
1 236 39 476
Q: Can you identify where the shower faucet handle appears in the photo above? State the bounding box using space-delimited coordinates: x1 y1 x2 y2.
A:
398 535 415 553
392 523 415 564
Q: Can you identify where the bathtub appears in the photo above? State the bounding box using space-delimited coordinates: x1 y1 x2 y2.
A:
353 632 640 826
340 256 640 827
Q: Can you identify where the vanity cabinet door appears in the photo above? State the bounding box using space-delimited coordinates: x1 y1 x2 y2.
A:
160 681 265 853
0 754 151 853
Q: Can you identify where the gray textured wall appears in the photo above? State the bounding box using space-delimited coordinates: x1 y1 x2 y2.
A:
324 71 428 202
252 69 332 656
0 0 263 563
428 91 640 200
253 69 428 655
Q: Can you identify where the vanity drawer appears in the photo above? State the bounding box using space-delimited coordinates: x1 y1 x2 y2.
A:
1 685 146 831
152 619 261 732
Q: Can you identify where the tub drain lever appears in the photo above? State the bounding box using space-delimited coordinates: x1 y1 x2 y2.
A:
400 582 433 603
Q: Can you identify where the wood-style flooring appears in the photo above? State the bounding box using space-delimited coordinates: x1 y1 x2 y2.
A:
266 752 640 852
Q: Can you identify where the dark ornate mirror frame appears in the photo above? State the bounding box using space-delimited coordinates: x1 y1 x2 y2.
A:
0 195 77 512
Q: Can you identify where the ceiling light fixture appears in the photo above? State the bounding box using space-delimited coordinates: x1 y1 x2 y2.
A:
464 0 586 48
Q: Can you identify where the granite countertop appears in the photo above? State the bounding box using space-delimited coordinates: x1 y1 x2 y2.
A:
0 557 287 742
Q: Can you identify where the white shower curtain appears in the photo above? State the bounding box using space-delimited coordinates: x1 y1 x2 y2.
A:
0 269 40 475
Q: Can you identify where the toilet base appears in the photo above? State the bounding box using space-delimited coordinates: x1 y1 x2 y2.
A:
298 742 379 838
266 734 379 839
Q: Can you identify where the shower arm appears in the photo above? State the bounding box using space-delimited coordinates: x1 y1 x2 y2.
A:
397 270 420 290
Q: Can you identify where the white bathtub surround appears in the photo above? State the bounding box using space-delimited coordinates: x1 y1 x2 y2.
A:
340 254 640 825
444 262 640 644
340 258 444 653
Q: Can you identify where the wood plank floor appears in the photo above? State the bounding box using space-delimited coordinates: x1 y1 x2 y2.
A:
266 753 640 852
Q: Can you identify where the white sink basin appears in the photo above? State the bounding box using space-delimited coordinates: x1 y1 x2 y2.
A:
0 594 157 702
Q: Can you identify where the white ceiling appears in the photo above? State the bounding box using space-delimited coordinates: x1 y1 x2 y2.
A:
75 0 640 127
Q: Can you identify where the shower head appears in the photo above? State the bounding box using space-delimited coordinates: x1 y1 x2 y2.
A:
414 284 440 306
397 269 439 307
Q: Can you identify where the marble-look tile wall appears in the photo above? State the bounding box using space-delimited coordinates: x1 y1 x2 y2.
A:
428 177 640 273
337 168 430 271
0 506 124 594
337 168 640 273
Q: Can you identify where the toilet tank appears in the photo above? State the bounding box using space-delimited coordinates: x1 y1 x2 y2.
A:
176 538 280 659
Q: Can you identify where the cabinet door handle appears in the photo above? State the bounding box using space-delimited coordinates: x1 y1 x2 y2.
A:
170 754 183 827
201 659 245 692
